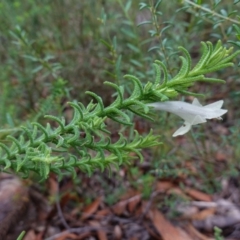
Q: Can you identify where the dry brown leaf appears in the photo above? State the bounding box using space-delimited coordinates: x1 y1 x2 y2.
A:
81 197 102 220
127 194 141 213
215 152 227 161
71 207 81 217
156 181 175 192
184 161 198 174
167 187 189 199
119 189 140 200
34 231 45 240
185 224 212 240
60 192 78 209
77 232 93 239
111 190 141 215
56 232 78 240
23 230 37 240
150 209 192 240
89 221 107 240
112 200 128 215
113 225 122 240
95 208 112 219
185 188 212 202
47 174 58 196
191 208 216 220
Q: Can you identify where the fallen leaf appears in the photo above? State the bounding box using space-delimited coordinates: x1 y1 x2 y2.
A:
77 232 92 239
95 208 112 219
119 189 140 200
191 208 216 220
156 181 175 192
112 200 128 215
150 209 192 240
215 152 227 161
47 174 58 196
185 188 212 202
167 187 189 199
56 232 78 240
113 225 122 240
185 223 212 240
89 221 107 240
184 161 198 174
23 230 37 240
81 197 102 220
127 194 141 213
35 231 44 240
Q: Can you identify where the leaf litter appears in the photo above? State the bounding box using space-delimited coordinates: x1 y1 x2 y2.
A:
0 118 239 240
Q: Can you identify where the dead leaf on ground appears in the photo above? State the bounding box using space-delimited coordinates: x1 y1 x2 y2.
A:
34 231 44 240
112 192 141 215
119 189 140 200
81 197 102 220
23 230 37 240
95 208 112 219
185 224 212 240
113 225 122 240
76 231 93 240
112 199 128 215
183 161 198 174
156 181 175 192
47 174 58 196
185 188 212 202
215 152 227 161
55 232 79 240
127 194 141 213
191 208 216 220
167 187 189 199
89 221 108 240
149 208 192 240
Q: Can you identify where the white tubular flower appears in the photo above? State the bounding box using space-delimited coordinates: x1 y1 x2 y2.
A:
147 98 227 137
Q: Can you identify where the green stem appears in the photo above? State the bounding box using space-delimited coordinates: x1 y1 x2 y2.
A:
183 0 240 25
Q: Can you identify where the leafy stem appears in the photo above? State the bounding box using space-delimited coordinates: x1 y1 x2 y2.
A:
0 41 238 180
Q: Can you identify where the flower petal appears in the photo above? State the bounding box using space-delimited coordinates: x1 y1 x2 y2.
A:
173 115 206 137
148 98 228 137
204 100 223 109
191 115 207 125
173 121 191 137
192 98 202 107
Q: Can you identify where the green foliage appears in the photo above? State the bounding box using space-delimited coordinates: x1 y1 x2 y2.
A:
214 226 224 240
10 26 62 78
0 40 237 180
16 231 26 240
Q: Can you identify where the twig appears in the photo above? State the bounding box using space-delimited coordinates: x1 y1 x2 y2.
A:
183 0 240 25
140 190 161 221
55 184 70 230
